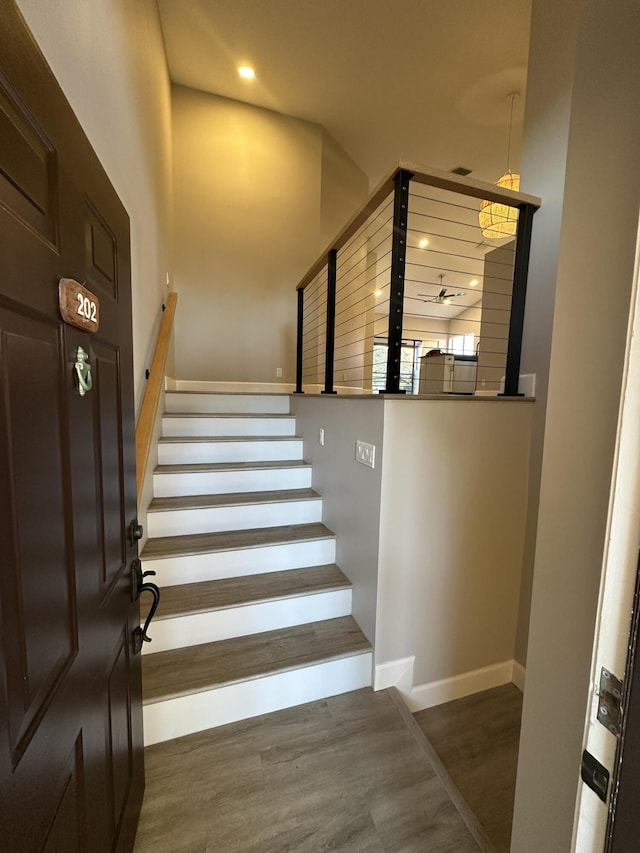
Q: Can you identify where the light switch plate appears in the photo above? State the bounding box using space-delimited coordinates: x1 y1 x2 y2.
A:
356 440 375 468
319 428 325 446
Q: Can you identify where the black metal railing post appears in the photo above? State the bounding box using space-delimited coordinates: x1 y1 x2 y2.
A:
382 169 413 394
502 203 537 396
294 287 304 393
322 249 338 394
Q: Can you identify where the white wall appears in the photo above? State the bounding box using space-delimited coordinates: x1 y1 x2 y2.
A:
515 0 585 666
289 396 385 644
512 1 640 850
16 0 174 414
477 244 514 392
171 87 368 385
376 399 531 692
320 129 369 250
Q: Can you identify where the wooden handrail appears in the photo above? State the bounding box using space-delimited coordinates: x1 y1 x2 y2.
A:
135 291 177 506
296 159 541 291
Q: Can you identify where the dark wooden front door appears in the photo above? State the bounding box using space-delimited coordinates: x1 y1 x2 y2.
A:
0 4 143 851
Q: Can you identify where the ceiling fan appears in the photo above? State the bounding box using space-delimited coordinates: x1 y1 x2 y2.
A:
418 275 466 305
418 287 467 304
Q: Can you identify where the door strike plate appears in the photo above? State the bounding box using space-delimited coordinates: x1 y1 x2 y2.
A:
581 750 610 803
597 667 623 736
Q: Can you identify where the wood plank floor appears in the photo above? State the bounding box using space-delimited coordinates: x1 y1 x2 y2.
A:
133 688 484 853
414 684 523 853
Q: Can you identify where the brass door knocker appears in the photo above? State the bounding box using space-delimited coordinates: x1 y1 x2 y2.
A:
74 346 93 396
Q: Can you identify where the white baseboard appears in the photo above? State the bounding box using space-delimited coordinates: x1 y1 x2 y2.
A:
374 656 415 694
407 660 515 712
375 657 525 712
512 660 526 692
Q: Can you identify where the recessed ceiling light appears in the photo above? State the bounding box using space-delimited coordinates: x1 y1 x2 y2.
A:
419 238 429 248
374 289 382 296
238 65 255 80
470 279 479 287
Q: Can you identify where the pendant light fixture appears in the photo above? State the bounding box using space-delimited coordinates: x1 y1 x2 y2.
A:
478 92 520 239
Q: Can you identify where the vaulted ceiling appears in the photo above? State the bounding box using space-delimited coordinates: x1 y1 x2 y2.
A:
157 0 532 186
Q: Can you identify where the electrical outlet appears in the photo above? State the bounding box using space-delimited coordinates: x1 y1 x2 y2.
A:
318 428 325 446
276 367 283 378
356 440 375 468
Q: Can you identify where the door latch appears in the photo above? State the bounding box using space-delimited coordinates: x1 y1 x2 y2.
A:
581 750 610 802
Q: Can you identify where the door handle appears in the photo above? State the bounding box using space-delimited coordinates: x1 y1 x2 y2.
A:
131 559 161 654
133 582 160 654
131 558 155 600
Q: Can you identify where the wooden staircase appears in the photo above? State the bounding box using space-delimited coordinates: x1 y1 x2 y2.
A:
139 391 373 745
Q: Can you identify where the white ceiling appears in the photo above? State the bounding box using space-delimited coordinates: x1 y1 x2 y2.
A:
157 0 532 186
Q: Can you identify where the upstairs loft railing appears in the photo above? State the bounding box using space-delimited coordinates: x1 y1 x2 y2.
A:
295 162 541 397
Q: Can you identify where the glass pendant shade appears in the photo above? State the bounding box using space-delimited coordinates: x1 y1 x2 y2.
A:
478 171 520 238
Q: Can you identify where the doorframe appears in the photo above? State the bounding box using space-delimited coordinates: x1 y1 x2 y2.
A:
571 214 640 851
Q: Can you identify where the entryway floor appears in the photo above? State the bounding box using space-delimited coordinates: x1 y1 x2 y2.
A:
414 683 524 853
133 688 486 852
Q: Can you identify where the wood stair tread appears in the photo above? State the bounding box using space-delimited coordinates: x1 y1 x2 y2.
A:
142 616 371 704
158 435 300 444
153 564 350 621
163 412 294 419
148 488 320 513
154 460 311 474
140 522 335 561
167 390 289 397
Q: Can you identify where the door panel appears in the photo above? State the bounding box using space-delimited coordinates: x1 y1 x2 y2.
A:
85 200 119 299
91 339 127 592
108 634 135 831
41 736 86 853
0 70 58 247
0 310 77 762
0 4 143 852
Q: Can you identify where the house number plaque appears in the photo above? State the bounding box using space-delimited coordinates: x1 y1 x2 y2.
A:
58 278 100 333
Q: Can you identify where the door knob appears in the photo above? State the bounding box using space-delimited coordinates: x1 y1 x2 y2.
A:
129 518 144 547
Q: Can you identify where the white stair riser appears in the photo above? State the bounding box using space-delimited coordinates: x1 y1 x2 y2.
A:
153 466 312 497
165 393 290 415
162 416 296 438
143 589 353 655
143 652 373 745
158 439 303 465
147 499 323 538
142 539 337 587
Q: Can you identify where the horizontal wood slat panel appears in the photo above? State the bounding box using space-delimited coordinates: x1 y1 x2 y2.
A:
135 292 177 506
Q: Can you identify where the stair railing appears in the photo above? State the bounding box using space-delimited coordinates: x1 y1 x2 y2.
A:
295 161 540 396
135 291 177 505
